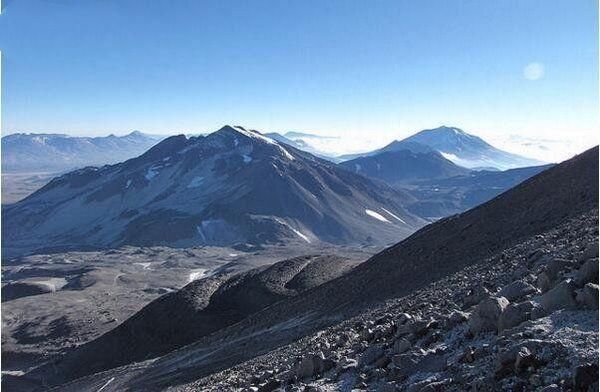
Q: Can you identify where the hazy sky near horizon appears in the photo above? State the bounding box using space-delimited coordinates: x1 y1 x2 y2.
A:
0 0 598 159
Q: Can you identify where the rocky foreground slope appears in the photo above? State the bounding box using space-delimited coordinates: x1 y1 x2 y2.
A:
44 149 597 391
190 211 598 392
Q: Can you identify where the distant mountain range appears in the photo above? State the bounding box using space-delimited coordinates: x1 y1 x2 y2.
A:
2 126 425 258
265 132 341 162
336 134 554 218
339 126 545 170
1 131 165 173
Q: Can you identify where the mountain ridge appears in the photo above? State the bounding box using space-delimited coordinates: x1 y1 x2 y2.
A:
2 126 426 258
1 131 165 173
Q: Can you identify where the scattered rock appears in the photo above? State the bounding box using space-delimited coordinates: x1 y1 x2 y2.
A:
579 241 599 263
573 363 599 391
469 296 510 334
460 346 475 363
376 382 398 392
358 345 384 367
397 313 413 325
257 379 280 392
392 338 411 354
539 385 560 392
575 259 599 286
416 379 453 391
295 353 325 379
514 347 535 373
547 258 570 279
576 283 599 309
392 350 446 378
537 271 554 293
338 356 358 371
498 301 535 333
540 280 578 313
463 285 491 308
446 310 469 328
498 280 538 301
373 354 391 369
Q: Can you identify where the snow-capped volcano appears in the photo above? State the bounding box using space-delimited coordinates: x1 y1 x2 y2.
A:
339 126 545 170
386 126 546 170
2 126 425 258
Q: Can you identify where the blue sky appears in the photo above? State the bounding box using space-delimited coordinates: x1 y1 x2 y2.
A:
0 0 598 158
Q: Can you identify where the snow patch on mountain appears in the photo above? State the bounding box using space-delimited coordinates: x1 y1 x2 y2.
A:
233 126 295 161
290 228 311 243
188 269 208 282
187 176 204 188
381 207 406 224
365 209 390 222
145 166 159 181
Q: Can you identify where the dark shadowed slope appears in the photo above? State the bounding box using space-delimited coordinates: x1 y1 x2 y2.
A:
404 164 554 219
28 255 360 385
43 147 598 390
339 149 471 184
2 126 425 258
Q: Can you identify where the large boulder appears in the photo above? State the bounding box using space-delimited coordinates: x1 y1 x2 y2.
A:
445 310 469 328
469 296 510 334
295 352 325 379
358 345 384 367
539 280 578 313
576 283 599 309
546 258 570 278
392 350 446 378
463 285 491 308
392 338 411 354
536 271 554 294
579 241 599 263
498 301 536 333
573 363 599 391
575 259 599 286
498 280 538 301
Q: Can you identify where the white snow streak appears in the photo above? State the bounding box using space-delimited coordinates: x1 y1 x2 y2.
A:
381 207 406 224
196 225 206 242
290 228 311 243
97 377 115 392
365 209 390 223
233 126 295 161
188 269 207 282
